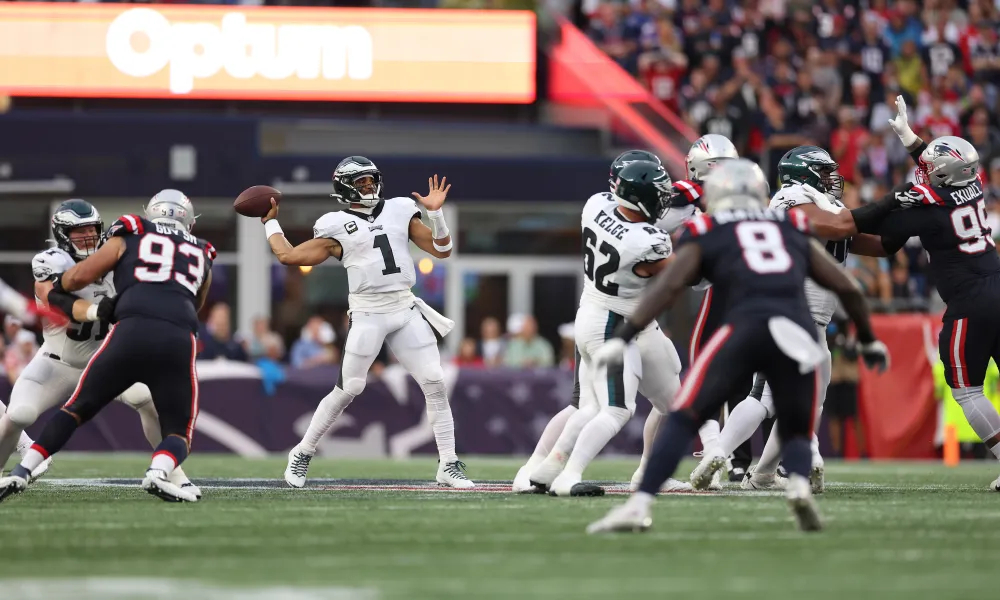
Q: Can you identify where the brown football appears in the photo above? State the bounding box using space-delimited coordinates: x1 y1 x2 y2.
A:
234 185 281 218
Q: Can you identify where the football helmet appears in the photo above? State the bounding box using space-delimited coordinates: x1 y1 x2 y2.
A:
52 199 103 261
777 146 844 200
332 156 383 208
612 161 673 222
145 189 196 232
686 134 739 181
917 136 980 187
609 150 661 192
703 159 770 214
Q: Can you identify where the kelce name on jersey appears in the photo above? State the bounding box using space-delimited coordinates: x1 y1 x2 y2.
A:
714 207 786 224
949 181 982 206
593 209 627 241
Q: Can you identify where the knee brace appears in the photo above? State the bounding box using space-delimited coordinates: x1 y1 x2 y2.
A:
7 404 39 429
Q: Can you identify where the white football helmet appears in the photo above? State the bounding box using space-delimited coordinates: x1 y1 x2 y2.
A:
686 134 739 181
703 159 770 214
917 136 980 187
145 189 196 232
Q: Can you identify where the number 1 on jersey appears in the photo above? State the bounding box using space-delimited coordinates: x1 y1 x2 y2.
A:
373 234 402 275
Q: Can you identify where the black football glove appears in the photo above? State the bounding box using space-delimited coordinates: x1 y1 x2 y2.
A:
891 182 922 209
858 340 890 373
96 296 118 323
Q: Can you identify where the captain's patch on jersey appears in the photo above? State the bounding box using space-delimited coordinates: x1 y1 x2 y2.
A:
345 222 359 234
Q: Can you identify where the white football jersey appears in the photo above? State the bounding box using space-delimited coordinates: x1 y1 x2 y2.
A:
313 197 421 313
31 247 116 368
579 193 673 316
769 183 849 325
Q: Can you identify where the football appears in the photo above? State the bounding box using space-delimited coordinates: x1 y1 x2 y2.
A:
234 185 281 218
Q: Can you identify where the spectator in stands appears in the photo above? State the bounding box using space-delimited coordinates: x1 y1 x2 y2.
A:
557 323 576 371
966 107 1000 164
826 318 864 458
831 106 869 185
290 316 337 370
4 329 37 385
243 316 277 361
894 40 926 97
986 157 1000 206
479 317 505 367
199 303 248 362
503 314 554 369
455 337 484 368
3 315 21 347
256 332 286 396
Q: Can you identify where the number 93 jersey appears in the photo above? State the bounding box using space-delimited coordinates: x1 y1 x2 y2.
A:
313 197 420 311
108 215 216 333
769 183 848 325
579 193 673 316
32 247 116 369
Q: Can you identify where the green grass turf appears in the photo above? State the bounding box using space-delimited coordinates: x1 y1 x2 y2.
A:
0 454 996 599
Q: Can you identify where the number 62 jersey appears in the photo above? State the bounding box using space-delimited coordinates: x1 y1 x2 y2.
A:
31 247 116 368
579 193 673 316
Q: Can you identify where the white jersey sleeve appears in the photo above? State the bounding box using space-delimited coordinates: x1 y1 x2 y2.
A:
32 248 74 283
768 184 846 325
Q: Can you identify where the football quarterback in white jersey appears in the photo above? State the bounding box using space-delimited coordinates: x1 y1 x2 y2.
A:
691 146 887 493
523 160 689 497
0 200 200 497
260 156 472 489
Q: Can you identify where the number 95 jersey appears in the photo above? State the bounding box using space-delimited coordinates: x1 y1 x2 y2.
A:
32 247 116 368
313 197 420 310
579 193 673 316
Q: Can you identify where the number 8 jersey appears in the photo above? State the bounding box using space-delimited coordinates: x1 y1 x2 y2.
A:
579 193 673 316
108 215 216 333
313 197 421 312
32 247 116 368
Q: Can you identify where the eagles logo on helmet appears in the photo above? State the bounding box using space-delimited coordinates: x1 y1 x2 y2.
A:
332 156 383 208
612 161 673 222
609 150 661 192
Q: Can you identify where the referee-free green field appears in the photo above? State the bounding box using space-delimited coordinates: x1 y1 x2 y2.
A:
0 454 994 599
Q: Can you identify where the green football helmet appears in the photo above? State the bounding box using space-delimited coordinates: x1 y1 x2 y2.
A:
612 160 672 222
777 146 845 199
609 150 661 192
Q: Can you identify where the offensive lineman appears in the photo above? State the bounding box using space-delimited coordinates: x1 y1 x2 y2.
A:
527 161 686 497
807 97 1000 490
262 157 473 489
0 200 199 496
0 191 214 503
586 159 888 533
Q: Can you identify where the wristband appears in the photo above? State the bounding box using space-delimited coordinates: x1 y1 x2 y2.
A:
264 220 284 239
432 240 453 253
85 304 100 322
613 320 642 343
426 208 450 240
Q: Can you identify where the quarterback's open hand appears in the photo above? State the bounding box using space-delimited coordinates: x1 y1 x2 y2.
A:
592 338 627 369
412 175 451 211
261 198 279 224
858 340 890 373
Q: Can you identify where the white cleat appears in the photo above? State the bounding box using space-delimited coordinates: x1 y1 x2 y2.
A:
587 497 653 534
990 474 1000 492
660 478 694 492
169 466 201 500
29 457 52 483
528 454 567 492
0 473 28 503
437 460 475 489
810 463 825 495
548 471 582 497
142 469 198 503
284 446 314 489
690 453 727 491
786 474 823 531
708 470 723 491
741 465 787 490
512 464 538 493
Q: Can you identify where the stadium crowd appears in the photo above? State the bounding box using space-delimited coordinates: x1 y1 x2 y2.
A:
585 0 1000 309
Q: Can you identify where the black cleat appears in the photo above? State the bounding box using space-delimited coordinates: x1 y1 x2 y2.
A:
729 467 747 482
563 482 605 497
528 480 550 494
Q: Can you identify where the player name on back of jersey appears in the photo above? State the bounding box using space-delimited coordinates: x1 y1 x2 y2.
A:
713 207 790 225
592 207 629 241
947 181 983 206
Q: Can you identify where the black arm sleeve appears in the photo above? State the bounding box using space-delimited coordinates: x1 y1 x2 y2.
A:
908 140 928 166
850 187 904 234
46 288 81 323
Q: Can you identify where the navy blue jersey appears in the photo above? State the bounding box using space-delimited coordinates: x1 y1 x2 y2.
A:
677 207 814 330
879 181 1000 317
107 215 216 332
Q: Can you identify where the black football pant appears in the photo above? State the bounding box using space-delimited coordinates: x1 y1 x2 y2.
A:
939 314 1000 389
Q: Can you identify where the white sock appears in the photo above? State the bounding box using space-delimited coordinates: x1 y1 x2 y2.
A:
134 402 163 448
19 448 45 472
630 491 655 510
718 399 767 457
16 432 33 457
639 409 664 470
422 380 457 463
544 405 599 465
524 406 576 471
953 387 1000 457
0 415 27 470
300 387 356 455
563 407 631 477
756 421 782 474
698 419 720 455
149 452 177 475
